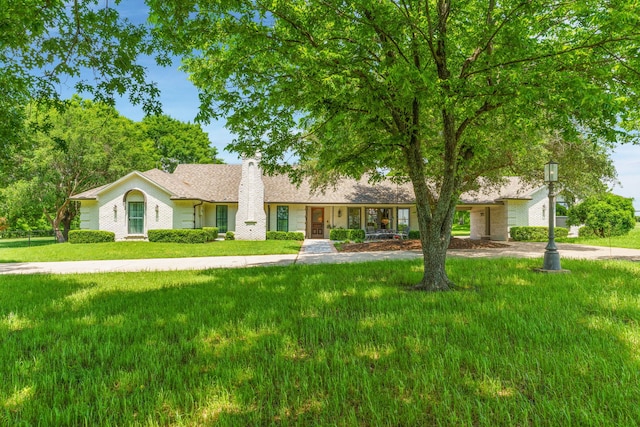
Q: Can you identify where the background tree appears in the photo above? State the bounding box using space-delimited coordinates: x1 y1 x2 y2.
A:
142 115 222 172
0 97 151 241
0 97 222 240
567 193 636 238
148 0 639 291
0 0 163 171
555 203 568 217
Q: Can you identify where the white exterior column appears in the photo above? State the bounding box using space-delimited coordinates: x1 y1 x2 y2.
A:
234 154 267 240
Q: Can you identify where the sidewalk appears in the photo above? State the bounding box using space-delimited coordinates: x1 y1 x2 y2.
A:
447 241 640 262
1 239 639 275
0 254 298 275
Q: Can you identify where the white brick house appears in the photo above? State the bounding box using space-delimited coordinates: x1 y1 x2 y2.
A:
457 178 553 240
71 157 552 241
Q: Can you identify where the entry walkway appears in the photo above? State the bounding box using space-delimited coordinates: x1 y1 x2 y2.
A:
298 239 337 254
0 239 639 275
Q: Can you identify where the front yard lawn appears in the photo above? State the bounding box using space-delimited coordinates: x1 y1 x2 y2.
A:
0 240 302 263
558 223 640 249
1 258 639 425
451 223 471 236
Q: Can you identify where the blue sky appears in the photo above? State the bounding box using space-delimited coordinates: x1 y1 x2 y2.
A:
82 1 639 211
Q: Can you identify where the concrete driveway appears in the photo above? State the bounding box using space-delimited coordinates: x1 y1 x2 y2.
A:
1 240 638 275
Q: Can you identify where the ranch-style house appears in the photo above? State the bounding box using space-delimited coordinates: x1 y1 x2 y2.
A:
71 156 555 241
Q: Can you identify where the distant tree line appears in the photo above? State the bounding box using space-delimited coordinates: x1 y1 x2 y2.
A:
0 96 222 242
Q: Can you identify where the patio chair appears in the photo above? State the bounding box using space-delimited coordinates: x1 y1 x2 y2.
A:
395 228 409 239
365 227 379 240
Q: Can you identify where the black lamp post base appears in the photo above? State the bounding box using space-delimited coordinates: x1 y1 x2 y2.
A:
537 250 571 273
543 250 562 271
536 267 571 274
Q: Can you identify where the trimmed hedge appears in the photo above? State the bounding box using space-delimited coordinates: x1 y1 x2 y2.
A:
510 226 568 242
288 232 305 241
266 231 305 240
202 227 219 241
266 231 286 240
348 229 366 241
578 226 597 238
329 228 348 241
68 230 115 244
408 230 421 239
329 228 366 241
148 229 210 243
225 231 235 240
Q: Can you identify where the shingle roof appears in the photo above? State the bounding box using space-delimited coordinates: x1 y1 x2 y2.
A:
71 164 540 205
262 174 415 204
142 168 202 199
169 165 417 204
70 169 201 201
458 177 540 205
71 183 110 200
172 164 242 202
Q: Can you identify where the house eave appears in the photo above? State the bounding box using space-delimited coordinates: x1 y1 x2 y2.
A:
169 197 204 202
168 197 240 203
496 197 533 202
69 196 98 201
264 201 416 205
457 201 506 206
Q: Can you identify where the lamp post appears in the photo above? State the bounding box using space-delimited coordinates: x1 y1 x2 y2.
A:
542 160 562 271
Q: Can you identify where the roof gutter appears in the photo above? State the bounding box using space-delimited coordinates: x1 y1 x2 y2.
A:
193 201 204 229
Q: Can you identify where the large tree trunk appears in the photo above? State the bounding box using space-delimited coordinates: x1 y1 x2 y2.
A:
60 213 72 242
53 216 66 243
417 236 454 291
403 92 460 291
45 199 72 243
405 138 458 291
411 191 457 291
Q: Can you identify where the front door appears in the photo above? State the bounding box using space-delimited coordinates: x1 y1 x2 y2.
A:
128 202 145 234
311 208 324 238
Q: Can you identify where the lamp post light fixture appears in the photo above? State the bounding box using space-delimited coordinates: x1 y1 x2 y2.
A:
540 160 567 272
544 159 558 183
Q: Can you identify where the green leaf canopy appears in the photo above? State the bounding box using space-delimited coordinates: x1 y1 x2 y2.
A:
148 0 640 289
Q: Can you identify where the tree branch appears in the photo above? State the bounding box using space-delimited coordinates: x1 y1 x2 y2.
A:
465 35 640 78
459 0 529 79
456 101 503 143
362 9 412 66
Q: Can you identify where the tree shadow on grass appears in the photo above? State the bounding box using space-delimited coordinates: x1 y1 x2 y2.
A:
0 274 94 316
0 238 58 249
2 259 640 425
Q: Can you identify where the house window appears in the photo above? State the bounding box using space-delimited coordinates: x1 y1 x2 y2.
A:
397 208 409 231
128 202 144 234
348 207 361 229
216 205 228 233
366 208 392 230
366 208 377 230
277 206 289 232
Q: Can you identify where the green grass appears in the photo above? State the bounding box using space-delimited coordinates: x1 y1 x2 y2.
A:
558 223 640 249
451 223 471 236
2 258 639 425
0 236 58 249
0 240 302 263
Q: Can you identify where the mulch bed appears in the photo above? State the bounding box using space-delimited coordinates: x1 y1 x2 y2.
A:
338 237 510 252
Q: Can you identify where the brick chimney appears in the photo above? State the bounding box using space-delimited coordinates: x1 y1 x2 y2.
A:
234 154 267 240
